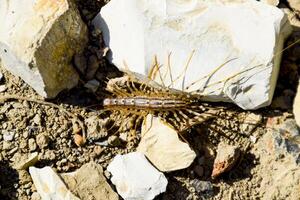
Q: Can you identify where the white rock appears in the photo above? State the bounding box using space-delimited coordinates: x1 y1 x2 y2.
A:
137 114 196 172
93 0 291 110
2 130 15 141
0 85 7 93
0 0 88 98
29 166 80 200
107 152 168 200
294 82 300 127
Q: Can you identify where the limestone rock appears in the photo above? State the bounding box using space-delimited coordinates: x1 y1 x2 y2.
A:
29 166 80 200
0 0 88 98
61 162 119 200
137 114 196 172
107 152 168 200
93 0 291 110
294 83 300 127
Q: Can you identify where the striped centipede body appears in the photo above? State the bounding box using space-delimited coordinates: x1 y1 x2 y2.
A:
102 73 220 134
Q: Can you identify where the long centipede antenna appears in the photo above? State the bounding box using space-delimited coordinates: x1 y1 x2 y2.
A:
185 57 238 92
167 52 174 88
170 50 195 89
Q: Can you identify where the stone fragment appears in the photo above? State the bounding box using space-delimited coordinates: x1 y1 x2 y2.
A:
240 113 262 135
86 55 100 80
61 162 118 200
85 116 108 141
191 179 213 196
93 0 291 110
137 114 196 172
211 142 240 179
0 0 88 98
84 79 100 92
0 85 7 93
0 72 3 81
107 135 121 147
36 133 49 149
107 152 168 200
14 152 38 170
271 119 300 164
28 138 37 152
29 166 80 200
294 83 300 126
2 130 15 141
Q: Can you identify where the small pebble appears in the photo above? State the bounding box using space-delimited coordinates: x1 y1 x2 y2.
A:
108 135 121 146
2 130 15 141
36 133 49 149
191 179 213 195
28 138 37 152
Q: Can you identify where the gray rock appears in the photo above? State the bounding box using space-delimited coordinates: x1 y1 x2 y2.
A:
84 79 100 92
272 119 300 164
0 72 3 81
191 179 213 195
0 0 88 98
86 55 100 80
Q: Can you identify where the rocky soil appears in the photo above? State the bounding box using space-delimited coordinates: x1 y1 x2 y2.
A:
0 0 300 200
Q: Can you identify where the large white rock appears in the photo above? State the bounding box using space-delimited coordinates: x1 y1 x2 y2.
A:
0 0 88 98
93 0 291 110
29 166 80 200
107 152 168 200
137 114 196 172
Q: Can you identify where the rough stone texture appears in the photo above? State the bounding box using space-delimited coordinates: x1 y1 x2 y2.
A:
29 166 80 200
137 114 196 172
294 83 300 126
61 162 119 200
93 0 291 110
211 142 240 179
272 119 300 164
107 152 168 200
258 119 300 199
288 0 300 12
0 0 88 98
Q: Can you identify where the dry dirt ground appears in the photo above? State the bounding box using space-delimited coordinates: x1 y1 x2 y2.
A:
0 1 300 200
